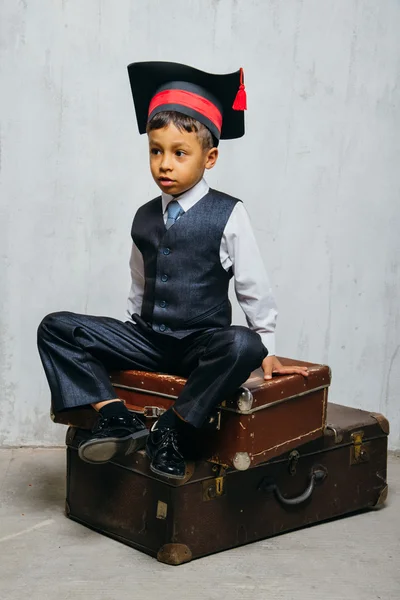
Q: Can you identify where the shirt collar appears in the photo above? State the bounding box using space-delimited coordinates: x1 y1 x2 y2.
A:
161 178 209 214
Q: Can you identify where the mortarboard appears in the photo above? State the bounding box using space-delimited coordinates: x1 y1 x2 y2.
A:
127 61 247 143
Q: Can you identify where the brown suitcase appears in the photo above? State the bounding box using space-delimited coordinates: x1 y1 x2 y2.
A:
110 357 330 469
52 357 330 469
65 403 389 565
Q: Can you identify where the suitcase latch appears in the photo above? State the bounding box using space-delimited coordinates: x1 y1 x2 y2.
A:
288 450 300 476
202 469 226 501
350 430 370 464
143 406 167 418
206 410 221 431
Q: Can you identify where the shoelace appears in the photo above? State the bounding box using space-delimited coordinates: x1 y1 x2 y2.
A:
159 428 182 454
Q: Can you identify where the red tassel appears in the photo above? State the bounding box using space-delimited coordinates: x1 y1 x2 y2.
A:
232 67 247 111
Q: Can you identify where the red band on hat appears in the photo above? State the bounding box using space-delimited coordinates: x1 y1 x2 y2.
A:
148 89 222 133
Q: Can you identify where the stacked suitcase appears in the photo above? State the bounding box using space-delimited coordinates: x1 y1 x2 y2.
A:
58 358 389 565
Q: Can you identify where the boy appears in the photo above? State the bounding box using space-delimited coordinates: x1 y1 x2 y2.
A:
37 61 308 480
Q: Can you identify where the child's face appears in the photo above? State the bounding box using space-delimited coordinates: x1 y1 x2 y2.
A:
148 123 218 196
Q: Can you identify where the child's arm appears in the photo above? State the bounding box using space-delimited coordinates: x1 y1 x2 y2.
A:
223 202 308 380
125 242 145 321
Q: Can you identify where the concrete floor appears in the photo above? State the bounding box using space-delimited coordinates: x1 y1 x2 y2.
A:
0 449 399 600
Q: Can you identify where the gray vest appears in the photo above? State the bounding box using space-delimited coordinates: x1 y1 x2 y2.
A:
131 189 240 338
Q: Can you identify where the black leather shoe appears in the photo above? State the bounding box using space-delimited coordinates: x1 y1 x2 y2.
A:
146 426 186 479
78 413 148 464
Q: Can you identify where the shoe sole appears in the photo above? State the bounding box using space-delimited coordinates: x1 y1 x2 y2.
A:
78 429 149 464
149 462 186 480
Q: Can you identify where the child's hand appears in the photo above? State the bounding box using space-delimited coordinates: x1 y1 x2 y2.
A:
262 356 309 380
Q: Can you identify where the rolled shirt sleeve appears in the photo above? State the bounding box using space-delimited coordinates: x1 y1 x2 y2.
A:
221 202 278 356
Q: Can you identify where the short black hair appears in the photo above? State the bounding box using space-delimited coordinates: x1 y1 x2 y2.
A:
146 110 217 150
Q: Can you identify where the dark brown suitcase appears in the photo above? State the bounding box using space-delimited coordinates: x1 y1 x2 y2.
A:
65 403 389 565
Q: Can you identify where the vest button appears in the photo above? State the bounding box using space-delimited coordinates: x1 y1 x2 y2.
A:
160 300 167 308
162 248 170 255
161 274 168 282
159 324 166 332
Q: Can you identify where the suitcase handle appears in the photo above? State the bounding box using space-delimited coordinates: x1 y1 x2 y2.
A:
259 466 327 506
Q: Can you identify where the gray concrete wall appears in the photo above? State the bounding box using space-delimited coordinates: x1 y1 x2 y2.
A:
1 0 399 448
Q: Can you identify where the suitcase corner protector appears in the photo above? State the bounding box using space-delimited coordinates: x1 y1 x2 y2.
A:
373 484 389 508
157 543 193 565
232 452 251 470
370 412 390 435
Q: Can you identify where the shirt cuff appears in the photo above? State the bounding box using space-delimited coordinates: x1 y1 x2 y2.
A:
259 332 276 357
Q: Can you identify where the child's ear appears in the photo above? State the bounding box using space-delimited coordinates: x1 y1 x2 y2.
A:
204 147 219 170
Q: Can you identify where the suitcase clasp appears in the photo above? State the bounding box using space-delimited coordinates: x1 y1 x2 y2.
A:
350 430 370 464
288 450 300 476
215 477 224 496
143 406 167 418
206 410 221 430
202 468 226 501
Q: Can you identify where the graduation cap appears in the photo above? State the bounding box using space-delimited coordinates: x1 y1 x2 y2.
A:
127 61 247 143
